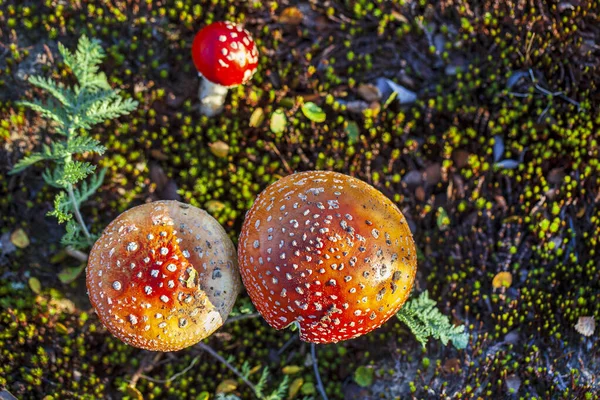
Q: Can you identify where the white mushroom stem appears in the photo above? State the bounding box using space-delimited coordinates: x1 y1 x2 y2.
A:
198 75 229 117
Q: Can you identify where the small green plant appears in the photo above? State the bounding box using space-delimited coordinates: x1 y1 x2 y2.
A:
397 291 469 349
9 35 138 249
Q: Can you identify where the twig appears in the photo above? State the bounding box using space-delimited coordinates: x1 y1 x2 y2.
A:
65 246 88 262
196 342 258 394
268 142 293 174
140 355 200 383
224 312 261 325
67 183 92 240
129 352 163 388
277 334 298 356
311 343 329 400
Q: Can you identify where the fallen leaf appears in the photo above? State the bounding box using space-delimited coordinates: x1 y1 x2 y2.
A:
270 109 287 134
492 271 513 289
280 7 304 25
216 379 238 394
301 102 326 123
345 121 360 145
10 228 30 249
574 316 595 337
28 277 41 294
357 84 381 102
55 322 69 335
282 365 302 375
58 264 86 284
249 107 265 127
288 377 304 399
209 141 230 158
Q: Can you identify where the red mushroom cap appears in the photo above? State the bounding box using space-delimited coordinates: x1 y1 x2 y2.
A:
86 201 241 351
191 21 259 87
238 171 417 344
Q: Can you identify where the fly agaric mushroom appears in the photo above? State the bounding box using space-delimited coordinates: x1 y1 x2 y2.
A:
86 201 241 351
238 171 417 344
191 21 259 117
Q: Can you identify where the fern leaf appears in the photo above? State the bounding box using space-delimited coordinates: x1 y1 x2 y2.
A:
254 368 270 398
47 192 72 224
396 291 468 350
61 36 109 92
265 375 289 400
66 136 106 156
81 96 138 128
42 167 66 188
61 219 95 250
58 161 96 186
74 168 106 205
27 75 74 108
17 99 68 128
10 143 65 174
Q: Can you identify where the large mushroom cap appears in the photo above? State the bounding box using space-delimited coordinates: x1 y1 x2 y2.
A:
191 21 259 87
238 171 417 344
86 201 241 351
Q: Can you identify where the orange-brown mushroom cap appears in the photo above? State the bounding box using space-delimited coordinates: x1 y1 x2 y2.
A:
86 201 241 351
238 171 417 344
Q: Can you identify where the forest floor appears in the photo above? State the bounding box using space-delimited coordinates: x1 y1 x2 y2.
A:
1 1 599 399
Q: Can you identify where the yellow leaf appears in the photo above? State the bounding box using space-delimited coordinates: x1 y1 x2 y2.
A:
216 379 237 394
492 271 512 289
28 277 41 294
11 228 30 248
288 377 304 399
282 365 302 375
249 107 265 128
55 322 69 335
209 141 230 158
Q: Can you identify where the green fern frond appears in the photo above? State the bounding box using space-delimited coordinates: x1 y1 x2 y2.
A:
27 75 74 108
47 192 72 224
58 161 96 186
59 36 109 92
254 368 270 398
265 375 289 400
66 136 106 156
81 96 138 128
10 144 61 174
17 99 69 128
61 220 95 250
72 169 106 205
396 291 468 350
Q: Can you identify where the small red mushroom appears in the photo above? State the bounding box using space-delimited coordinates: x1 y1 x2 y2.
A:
191 21 259 116
238 171 417 344
86 201 241 351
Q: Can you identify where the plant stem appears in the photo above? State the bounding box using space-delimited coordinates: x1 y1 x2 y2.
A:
311 343 329 400
67 183 91 240
196 342 259 395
